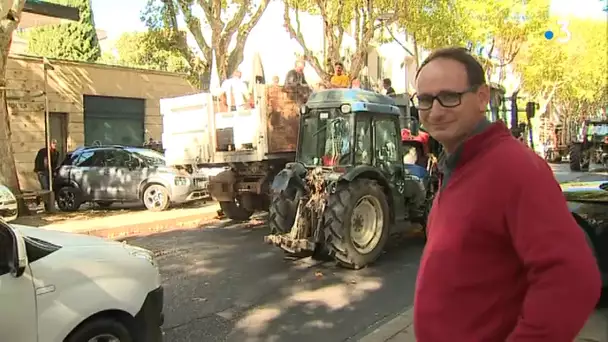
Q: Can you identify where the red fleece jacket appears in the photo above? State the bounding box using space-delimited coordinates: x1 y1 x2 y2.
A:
414 122 601 342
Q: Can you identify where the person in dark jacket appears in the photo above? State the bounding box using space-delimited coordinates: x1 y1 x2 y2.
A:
34 139 59 190
284 60 310 103
284 60 308 88
413 47 601 342
382 78 396 97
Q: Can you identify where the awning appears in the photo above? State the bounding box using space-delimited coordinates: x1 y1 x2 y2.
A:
19 0 80 29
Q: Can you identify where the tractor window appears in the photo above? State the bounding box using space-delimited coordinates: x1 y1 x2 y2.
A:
374 119 400 163
297 110 353 166
355 117 372 164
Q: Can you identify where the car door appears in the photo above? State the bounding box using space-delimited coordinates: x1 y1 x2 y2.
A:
105 149 142 201
0 225 37 342
77 149 111 200
373 117 407 220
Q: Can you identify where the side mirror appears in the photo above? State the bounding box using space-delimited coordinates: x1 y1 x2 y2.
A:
2 222 27 278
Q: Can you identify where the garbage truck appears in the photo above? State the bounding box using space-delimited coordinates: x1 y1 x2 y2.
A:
160 85 309 220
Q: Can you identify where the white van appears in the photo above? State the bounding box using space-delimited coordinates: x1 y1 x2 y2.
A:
0 220 164 342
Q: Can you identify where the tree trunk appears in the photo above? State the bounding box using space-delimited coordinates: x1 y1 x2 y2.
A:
0 2 24 195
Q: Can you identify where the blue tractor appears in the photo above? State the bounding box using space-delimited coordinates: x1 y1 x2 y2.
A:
264 89 439 269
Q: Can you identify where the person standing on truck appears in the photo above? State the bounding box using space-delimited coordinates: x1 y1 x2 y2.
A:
329 61 349 88
284 60 308 88
413 47 601 342
34 139 59 190
382 78 396 97
220 70 250 110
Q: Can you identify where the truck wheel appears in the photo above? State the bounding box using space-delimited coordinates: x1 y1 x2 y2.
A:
268 185 302 234
220 198 253 221
323 179 390 269
143 184 170 211
56 186 82 212
65 317 132 342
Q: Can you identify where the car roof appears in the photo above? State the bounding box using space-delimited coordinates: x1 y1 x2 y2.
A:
68 145 128 154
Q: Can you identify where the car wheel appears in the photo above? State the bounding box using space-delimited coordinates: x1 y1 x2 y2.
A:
142 184 170 212
56 186 82 212
65 317 132 342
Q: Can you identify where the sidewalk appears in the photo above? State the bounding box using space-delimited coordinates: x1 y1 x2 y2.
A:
14 202 221 239
359 307 608 342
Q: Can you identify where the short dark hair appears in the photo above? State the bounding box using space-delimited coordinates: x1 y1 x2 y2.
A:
415 47 486 87
383 78 392 86
334 61 344 68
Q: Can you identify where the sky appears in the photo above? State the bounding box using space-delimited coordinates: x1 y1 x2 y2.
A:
91 0 608 40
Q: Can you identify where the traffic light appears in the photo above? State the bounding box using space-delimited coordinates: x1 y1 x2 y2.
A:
526 102 536 118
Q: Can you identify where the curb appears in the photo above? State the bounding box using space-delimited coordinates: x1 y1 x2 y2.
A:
358 307 414 342
84 211 221 240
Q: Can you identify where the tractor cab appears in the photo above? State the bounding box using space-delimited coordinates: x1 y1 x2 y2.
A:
265 89 436 269
297 89 402 170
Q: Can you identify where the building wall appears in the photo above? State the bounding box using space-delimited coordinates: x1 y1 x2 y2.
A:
6 54 196 190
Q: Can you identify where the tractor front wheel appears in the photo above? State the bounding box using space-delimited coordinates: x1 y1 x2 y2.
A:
323 179 390 269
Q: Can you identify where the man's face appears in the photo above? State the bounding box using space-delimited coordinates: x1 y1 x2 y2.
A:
334 64 343 75
234 71 242 79
295 62 304 72
50 141 57 150
415 58 489 146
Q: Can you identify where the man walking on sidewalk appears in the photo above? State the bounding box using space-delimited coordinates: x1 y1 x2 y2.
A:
413 47 601 342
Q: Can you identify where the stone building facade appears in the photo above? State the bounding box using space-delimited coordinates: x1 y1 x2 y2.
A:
6 54 196 190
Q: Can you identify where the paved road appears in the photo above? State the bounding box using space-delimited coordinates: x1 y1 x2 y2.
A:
127 220 424 342
126 164 607 342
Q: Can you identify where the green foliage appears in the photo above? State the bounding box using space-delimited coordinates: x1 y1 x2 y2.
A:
514 17 608 117
104 30 189 73
283 0 398 81
397 0 550 70
25 0 101 62
140 0 270 85
99 29 200 87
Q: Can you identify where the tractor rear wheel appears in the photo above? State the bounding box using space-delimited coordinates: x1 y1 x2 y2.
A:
570 144 590 172
323 179 390 269
268 185 302 234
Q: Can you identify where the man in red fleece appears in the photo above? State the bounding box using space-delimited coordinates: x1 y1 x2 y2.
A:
413 47 601 342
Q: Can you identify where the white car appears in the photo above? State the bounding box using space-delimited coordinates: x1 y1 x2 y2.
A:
0 220 164 342
0 184 17 222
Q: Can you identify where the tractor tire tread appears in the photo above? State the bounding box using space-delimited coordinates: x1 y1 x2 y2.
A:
323 178 389 269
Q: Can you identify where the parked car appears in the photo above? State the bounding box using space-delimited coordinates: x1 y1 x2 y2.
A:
561 173 608 286
54 145 209 212
0 184 18 222
0 219 164 342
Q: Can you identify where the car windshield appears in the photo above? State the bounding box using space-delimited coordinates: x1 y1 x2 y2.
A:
298 109 352 166
128 148 165 166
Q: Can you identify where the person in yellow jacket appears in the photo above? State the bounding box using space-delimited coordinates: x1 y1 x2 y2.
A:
329 62 350 88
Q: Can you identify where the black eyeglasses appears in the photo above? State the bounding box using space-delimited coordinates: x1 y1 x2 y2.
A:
412 85 479 110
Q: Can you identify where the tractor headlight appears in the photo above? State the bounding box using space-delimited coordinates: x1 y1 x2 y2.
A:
340 104 351 114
